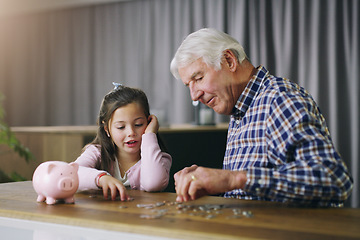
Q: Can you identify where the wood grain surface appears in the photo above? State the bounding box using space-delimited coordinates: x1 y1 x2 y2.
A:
0 181 359 240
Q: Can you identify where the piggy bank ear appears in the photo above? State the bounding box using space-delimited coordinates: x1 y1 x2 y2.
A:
47 163 56 174
69 162 79 172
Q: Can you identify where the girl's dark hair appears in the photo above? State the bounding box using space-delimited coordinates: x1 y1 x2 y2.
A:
89 85 166 172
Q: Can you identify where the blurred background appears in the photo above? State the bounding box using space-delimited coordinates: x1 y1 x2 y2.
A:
0 0 358 207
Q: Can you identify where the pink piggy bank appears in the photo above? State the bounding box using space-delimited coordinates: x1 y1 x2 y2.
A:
32 161 79 205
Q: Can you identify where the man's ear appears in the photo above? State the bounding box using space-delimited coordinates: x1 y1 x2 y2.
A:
223 49 238 72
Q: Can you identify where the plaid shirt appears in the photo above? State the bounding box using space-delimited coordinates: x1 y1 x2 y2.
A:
223 66 353 206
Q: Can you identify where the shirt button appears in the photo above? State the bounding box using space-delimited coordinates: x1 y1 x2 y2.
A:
235 120 240 124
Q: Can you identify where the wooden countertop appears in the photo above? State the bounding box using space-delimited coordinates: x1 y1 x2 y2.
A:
0 181 359 240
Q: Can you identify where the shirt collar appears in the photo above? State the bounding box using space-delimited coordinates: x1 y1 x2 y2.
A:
232 65 269 118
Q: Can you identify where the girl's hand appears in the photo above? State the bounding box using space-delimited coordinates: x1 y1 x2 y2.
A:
98 175 131 201
145 114 159 134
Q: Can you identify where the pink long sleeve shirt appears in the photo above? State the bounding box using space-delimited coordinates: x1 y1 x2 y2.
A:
74 132 172 192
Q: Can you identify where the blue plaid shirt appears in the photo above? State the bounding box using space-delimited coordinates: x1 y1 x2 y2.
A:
223 66 353 206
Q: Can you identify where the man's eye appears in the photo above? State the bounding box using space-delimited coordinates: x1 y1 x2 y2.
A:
194 76 203 82
185 78 202 87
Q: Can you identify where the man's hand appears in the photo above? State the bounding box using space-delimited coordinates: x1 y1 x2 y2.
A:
98 175 131 201
174 165 247 202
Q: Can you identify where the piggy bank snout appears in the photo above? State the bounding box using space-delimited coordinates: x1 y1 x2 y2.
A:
58 177 77 191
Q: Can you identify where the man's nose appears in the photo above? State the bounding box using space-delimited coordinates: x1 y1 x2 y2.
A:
189 82 203 101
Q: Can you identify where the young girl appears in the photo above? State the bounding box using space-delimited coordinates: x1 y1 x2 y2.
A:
75 83 172 201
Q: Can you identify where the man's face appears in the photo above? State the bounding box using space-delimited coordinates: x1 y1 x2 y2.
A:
178 58 237 115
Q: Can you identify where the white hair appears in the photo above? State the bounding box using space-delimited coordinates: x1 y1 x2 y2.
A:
170 28 247 80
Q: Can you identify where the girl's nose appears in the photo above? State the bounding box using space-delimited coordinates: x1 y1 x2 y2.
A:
127 126 136 136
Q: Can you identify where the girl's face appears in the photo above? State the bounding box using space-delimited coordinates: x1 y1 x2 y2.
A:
107 102 148 156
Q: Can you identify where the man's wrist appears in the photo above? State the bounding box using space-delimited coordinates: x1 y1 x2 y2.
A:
232 170 247 190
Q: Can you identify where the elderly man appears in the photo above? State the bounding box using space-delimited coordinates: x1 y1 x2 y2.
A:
170 28 353 206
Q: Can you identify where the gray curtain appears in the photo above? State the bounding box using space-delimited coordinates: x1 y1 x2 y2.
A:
0 0 358 207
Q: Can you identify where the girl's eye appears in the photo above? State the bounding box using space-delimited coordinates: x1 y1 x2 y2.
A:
135 124 144 127
117 126 125 130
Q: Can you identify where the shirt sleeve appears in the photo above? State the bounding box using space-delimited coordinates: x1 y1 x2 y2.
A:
74 144 108 191
243 92 353 206
138 132 172 192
